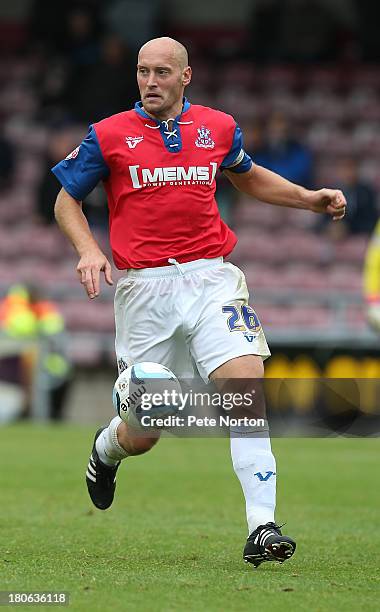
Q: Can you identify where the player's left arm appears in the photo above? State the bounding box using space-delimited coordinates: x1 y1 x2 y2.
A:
224 164 346 221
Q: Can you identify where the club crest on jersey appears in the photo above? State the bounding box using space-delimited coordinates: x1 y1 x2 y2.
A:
195 126 215 149
65 146 80 160
125 136 144 149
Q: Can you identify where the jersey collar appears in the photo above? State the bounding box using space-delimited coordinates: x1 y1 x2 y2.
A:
134 97 191 123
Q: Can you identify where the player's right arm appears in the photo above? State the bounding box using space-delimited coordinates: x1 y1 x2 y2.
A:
220 120 345 220
54 188 113 299
51 126 112 299
225 164 346 220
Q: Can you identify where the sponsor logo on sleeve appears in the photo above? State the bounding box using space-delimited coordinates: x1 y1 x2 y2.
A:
65 146 80 160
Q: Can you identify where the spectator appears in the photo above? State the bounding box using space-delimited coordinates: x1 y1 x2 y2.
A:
321 156 378 239
105 0 162 53
249 0 343 63
354 0 380 61
31 2 102 121
249 112 314 188
36 126 108 229
60 3 102 66
277 0 342 63
215 173 238 227
0 284 71 420
0 125 15 191
63 34 138 123
36 128 83 224
217 120 260 226
28 0 64 56
28 1 101 62
364 219 380 332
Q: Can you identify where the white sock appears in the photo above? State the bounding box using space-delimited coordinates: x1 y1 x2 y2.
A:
95 416 129 466
230 434 276 534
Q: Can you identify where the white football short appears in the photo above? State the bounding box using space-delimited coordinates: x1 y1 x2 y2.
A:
114 257 270 380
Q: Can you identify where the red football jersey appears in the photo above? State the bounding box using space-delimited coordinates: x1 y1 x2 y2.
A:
52 99 252 268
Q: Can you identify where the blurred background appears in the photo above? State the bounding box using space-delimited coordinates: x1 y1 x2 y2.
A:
0 0 379 425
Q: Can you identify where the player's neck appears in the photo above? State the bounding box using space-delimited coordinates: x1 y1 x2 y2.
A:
143 100 184 123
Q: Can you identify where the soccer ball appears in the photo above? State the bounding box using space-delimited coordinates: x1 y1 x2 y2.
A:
112 362 182 428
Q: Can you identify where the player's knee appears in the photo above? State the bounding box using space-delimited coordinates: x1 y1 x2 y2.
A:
243 355 265 379
128 435 159 455
211 354 264 381
212 358 266 419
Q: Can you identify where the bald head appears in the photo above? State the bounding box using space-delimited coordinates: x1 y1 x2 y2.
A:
138 37 189 70
137 36 192 120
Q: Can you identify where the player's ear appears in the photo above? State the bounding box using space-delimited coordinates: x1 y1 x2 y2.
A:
182 66 192 86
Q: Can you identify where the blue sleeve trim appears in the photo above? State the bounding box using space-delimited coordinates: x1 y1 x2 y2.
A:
51 125 110 200
220 124 253 173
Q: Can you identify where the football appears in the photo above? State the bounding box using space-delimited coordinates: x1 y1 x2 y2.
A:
112 362 182 428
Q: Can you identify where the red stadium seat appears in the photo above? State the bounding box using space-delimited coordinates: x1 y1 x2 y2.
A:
333 237 369 263
243 264 284 290
345 304 367 330
259 65 300 91
260 304 332 329
60 301 114 333
233 234 284 264
327 265 363 292
280 264 327 290
234 199 284 228
66 335 103 366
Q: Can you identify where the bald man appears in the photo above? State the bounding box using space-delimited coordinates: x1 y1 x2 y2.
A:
53 37 346 568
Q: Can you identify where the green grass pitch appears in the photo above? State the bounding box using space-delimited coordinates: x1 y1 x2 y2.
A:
0 425 379 611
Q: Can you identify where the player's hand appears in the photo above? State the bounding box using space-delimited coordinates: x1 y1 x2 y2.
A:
76 249 113 299
309 188 347 221
367 303 380 332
